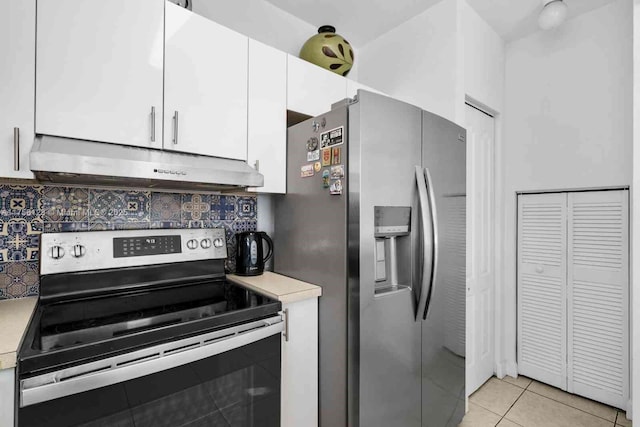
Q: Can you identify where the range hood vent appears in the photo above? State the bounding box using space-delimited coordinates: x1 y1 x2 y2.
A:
30 135 263 191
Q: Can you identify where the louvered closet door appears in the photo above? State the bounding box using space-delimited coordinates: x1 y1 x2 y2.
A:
567 190 629 409
517 193 567 390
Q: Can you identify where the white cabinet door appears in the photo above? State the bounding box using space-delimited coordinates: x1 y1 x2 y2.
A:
282 298 318 427
247 40 286 194
0 0 35 179
36 0 164 149
0 368 14 427
287 55 347 117
517 192 568 390
567 190 629 409
164 3 248 160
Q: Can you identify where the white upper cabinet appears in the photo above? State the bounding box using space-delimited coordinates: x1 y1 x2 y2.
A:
164 3 248 160
247 40 287 194
35 0 164 149
0 0 35 179
287 55 347 117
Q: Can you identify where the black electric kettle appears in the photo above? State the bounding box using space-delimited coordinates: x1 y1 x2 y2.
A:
235 231 273 276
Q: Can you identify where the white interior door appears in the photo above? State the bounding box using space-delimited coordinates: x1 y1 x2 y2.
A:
517 192 568 390
567 190 629 409
465 104 496 394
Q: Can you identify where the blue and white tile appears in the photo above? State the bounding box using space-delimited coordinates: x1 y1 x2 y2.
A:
210 195 237 221
150 192 182 222
236 196 257 220
181 194 211 222
150 221 184 230
0 261 39 299
0 185 43 222
44 222 90 233
41 186 89 223
232 219 258 233
89 189 150 225
0 220 42 262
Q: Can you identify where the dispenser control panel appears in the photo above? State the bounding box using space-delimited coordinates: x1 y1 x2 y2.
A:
374 206 411 236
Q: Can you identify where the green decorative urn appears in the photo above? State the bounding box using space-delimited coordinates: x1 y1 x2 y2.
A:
299 25 354 77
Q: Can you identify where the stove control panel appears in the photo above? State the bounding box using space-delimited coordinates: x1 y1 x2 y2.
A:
40 228 227 275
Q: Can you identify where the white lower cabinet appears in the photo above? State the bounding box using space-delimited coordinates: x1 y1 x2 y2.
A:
517 190 629 410
0 368 14 427
0 0 35 179
282 297 319 427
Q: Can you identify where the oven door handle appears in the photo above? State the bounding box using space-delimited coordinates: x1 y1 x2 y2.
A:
20 316 283 407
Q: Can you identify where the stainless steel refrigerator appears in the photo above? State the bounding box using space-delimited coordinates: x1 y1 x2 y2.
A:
274 90 466 427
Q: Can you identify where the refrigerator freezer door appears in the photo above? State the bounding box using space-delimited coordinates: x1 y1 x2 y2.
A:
274 107 349 427
349 91 422 427
421 110 466 426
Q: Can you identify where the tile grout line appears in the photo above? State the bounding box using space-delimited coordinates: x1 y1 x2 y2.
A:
525 387 620 424
494 380 528 426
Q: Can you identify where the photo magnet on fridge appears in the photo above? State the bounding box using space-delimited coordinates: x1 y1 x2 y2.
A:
307 150 320 162
300 164 315 178
320 126 344 149
322 148 332 167
330 179 343 195
330 165 344 179
332 147 342 165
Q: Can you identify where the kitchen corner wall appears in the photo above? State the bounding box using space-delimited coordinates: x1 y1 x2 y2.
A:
0 182 257 299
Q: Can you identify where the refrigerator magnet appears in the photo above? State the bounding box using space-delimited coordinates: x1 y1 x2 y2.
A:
330 165 344 179
307 149 320 162
306 137 319 151
322 170 330 188
301 164 315 178
320 126 344 149
322 148 332 166
314 162 322 172
330 179 343 195
332 147 342 165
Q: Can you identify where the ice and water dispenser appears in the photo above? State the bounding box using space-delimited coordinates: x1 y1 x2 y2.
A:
373 206 412 295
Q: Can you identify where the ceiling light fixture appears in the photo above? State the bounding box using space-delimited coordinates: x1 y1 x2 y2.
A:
538 0 568 30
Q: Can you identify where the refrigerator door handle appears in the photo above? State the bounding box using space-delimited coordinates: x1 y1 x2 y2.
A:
422 167 439 320
415 166 433 322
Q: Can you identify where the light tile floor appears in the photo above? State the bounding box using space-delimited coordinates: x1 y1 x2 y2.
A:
460 376 632 427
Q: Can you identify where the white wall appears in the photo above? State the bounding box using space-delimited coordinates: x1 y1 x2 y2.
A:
502 0 633 380
357 0 465 125
192 0 316 55
463 2 505 113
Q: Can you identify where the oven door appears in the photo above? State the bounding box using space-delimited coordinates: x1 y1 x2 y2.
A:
18 316 283 427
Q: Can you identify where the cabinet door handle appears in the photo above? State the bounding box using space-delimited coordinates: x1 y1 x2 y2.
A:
283 308 289 342
173 111 179 145
13 127 19 171
150 106 156 142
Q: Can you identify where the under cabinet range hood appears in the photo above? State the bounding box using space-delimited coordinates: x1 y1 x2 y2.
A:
30 135 263 191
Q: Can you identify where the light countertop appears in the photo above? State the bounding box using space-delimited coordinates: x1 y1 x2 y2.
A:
0 296 37 370
226 272 322 304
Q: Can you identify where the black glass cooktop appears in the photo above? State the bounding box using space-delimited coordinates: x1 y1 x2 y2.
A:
19 261 281 377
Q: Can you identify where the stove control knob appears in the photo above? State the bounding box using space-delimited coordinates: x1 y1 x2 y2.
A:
213 238 224 248
200 238 212 249
187 239 198 250
72 244 86 258
49 245 65 260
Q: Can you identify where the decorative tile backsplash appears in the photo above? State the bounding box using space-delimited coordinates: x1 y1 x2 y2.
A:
0 183 257 299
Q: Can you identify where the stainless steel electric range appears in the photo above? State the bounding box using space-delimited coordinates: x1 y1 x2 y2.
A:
17 229 283 427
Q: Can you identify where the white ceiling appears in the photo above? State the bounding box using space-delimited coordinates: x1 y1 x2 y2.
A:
265 0 618 46
465 0 618 41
